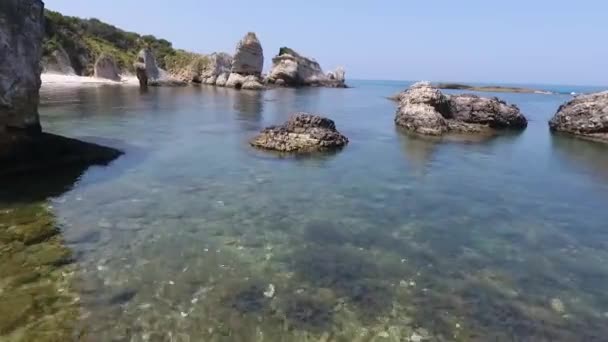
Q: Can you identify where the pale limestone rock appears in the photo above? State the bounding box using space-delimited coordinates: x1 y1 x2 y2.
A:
267 47 346 88
94 54 121 81
231 32 263 76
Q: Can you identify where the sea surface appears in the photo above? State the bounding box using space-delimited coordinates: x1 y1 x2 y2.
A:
1 80 608 341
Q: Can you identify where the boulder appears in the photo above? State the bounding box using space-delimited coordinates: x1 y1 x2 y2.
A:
449 94 528 129
93 54 121 81
0 0 45 134
250 113 349 152
394 82 527 135
134 63 148 88
42 47 75 75
549 91 608 142
231 32 263 76
267 47 346 88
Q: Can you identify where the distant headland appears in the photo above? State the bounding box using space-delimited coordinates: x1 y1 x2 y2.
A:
434 83 553 95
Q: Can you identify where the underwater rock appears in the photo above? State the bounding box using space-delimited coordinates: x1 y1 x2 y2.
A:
227 283 270 314
283 293 334 332
549 91 608 143
550 298 565 313
250 113 349 152
394 82 528 135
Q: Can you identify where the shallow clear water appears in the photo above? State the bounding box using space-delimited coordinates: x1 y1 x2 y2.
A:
2 81 608 341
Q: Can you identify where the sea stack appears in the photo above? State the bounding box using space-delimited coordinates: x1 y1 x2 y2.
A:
250 113 349 152
134 48 159 87
549 91 608 143
225 32 265 90
266 47 347 88
0 0 45 134
394 82 527 135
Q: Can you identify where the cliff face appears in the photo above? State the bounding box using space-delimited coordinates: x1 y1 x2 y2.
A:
0 0 45 133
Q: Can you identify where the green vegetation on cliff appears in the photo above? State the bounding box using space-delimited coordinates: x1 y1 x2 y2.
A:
43 10 179 75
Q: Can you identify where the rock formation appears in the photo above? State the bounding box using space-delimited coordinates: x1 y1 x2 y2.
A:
224 32 264 90
231 32 263 76
201 52 233 84
42 47 75 75
250 113 349 152
0 0 122 174
266 47 347 88
394 82 527 135
133 48 159 87
0 0 45 134
94 54 121 81
549 91 608 142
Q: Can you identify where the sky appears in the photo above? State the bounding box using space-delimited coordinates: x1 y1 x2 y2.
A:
45 0 607 86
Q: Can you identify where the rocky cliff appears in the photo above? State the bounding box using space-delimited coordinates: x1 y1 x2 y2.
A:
266 47 347 88
0 0 45 134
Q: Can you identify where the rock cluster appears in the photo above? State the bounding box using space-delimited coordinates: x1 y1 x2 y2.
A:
549 91 608 143
201 52 233 85
266 47 346 88
0 0 45 134
394 82 528 135
250 113 349 152
41 47 75 75
94 54 121 81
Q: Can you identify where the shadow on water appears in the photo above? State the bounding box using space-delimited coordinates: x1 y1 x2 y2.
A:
550 132 608 181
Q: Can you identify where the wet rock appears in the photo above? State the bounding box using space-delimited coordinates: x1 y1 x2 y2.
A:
231 32 263 76
266 47 347 88
549 91 608 143
226 283 269 314
250 113 349 152
107 288 137 305
394 82 528 135
93 54 121 81
0 0 45 134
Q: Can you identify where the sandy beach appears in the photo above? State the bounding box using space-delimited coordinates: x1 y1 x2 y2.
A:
41 73 139 87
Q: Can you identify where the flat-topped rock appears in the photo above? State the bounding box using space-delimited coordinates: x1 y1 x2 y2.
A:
549 91 608 142
394 82 528 135
250 113 349 152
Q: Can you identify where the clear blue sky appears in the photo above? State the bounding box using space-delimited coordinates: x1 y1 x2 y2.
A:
45 0 607 86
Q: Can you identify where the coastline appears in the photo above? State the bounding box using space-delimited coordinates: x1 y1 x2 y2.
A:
434 82 554 94
41 73 139 87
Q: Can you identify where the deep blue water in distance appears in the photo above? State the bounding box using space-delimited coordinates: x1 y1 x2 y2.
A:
2 80 608 341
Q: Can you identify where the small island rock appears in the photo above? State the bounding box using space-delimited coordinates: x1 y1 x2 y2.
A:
549 91 608 142
250 113 349 152
231 32 263 76
94 54 121 81
394 82 528 135
266 47 346 88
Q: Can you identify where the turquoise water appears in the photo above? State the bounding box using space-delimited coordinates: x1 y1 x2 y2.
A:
1 81 608 341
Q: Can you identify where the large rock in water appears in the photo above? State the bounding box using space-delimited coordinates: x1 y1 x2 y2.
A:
394 82 528 135
231 32 263 76
94 54 121 81
266 47 346 88
0 0 45 134
250 113 349 152
133 48 159 86
549 91 608 142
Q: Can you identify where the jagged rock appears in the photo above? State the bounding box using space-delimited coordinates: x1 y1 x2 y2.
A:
42 47 75 75
201 52 232 84
250 113 349 152
93 54 121 81
267 47 346 88
0 0 45 134
394 82 527 135
231 32 263 76
327 67 345 83
215 72 230 87
549 91 608 142
450 94 528 129
134 63 148 88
